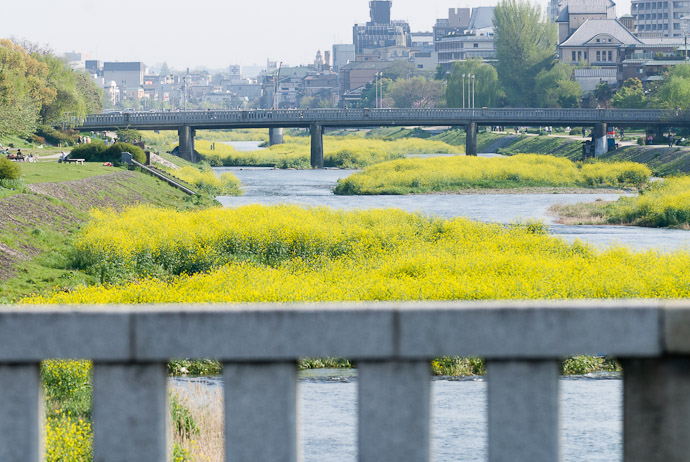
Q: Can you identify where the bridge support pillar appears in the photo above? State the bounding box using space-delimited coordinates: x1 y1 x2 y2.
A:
466 122 477 156
593 123 607 157
622 357 690 462
178 126 197 163
310 123 324 168
269 128 284 146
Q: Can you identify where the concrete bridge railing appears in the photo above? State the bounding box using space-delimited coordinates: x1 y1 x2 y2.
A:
81 108 687 128
3 300 690 462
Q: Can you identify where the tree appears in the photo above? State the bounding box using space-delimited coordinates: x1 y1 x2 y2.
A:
612 78 647 109
653 63 690 109
386 76 445 108
381 61 419 80
594 81 613 107
534 62 581 108
493 0 557 106
446 59 503 107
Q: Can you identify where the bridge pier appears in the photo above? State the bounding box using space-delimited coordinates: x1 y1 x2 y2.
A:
466 122 477 156
178 126 197 163
310 123 324 168
269 128 284 146
622 357 690 462
593 123 607 157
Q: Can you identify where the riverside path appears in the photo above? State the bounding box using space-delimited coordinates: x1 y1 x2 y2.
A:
79 108 690 165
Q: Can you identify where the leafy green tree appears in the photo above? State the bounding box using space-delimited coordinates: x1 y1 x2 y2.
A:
594 81 613 107
534 62 581 107
447 59 503 108
361 77 393 108
381 61 418 80
653 63 690 109
493 0 557 106
612 78 647 109
386 76 445 108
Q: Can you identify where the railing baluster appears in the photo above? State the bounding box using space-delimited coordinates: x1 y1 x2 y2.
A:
622 358 690 462
358 360 431 462
488 360 559 462
0 364 40 462
224 362 299 462
93 363 168 462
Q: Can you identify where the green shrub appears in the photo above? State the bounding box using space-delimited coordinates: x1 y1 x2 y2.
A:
36 126 79 146
70 142 146 164
105 142 146 164
0 157 21 179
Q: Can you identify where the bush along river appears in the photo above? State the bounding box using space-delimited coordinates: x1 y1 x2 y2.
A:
205 149 687 461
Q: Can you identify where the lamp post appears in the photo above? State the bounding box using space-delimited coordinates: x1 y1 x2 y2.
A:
375 72 380 108
462 74 466 108
378 72 384 108
472 74 476 109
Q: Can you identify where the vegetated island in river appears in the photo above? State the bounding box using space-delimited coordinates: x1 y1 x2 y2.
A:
551 175 690 229
333 154 651 195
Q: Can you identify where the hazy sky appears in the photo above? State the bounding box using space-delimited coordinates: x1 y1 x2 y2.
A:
4 0 631 71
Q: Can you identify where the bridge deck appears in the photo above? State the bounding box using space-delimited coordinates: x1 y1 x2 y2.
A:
80 108 689 131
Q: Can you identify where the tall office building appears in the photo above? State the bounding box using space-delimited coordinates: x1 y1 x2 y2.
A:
353 1 412 54
631 0 686 36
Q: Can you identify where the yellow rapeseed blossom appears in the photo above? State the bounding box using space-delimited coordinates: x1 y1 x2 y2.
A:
334 154 651 194
45 415 92 462
26 204 690 304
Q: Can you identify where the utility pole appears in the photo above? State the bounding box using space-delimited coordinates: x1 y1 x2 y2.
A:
462 74 465 109
472 74 476 109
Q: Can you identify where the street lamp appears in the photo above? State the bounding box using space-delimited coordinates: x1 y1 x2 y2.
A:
462 74 466 108
472 74 476 109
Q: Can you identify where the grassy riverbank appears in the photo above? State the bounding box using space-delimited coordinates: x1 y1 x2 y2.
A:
333 154 651 195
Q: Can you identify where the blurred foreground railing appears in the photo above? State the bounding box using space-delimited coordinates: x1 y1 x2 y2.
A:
2 300 690 462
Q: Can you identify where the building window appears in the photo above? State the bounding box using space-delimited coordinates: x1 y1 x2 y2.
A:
572 51 576 61
597 50 601 60
584 51 588 59
675 22 681 29
473 43 478 47
578 50 582 60
608 50 613 61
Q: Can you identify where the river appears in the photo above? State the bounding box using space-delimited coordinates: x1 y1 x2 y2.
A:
201 143 689 460
173 371 622 462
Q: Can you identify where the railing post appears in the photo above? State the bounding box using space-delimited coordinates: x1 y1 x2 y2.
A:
358 360 431 462
0 364 40 462
224 362 299 462
622 357 690 462
488 360 560 462
93 363 168 462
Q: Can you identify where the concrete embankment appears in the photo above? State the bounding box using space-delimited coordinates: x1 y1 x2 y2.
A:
599 145 690 176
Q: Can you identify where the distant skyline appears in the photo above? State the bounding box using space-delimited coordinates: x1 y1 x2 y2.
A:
5 0 631 71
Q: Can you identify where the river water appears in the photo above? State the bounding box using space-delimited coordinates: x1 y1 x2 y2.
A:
173 371 622 462
203 143 690 460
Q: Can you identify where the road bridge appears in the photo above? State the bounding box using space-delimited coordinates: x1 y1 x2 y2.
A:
80 108 690 165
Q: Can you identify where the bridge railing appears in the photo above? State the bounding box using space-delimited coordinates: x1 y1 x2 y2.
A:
81 108 685 129
1 300 689 462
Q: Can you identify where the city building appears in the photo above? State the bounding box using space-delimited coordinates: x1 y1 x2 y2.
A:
434 8 471 41
559 19 641 67
630 0 688 36
435 7 497 73
353 1 412 54
556 0 617 43
102 62 145 100
333 44 357 71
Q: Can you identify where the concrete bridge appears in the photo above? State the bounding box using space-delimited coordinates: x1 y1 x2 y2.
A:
81 108 690 165
2 301 690 461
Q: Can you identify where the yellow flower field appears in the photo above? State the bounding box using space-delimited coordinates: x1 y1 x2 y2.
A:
195 136 464 169
334 155 651 195
165 166 242 196
605 176 690 227
27 204 690 304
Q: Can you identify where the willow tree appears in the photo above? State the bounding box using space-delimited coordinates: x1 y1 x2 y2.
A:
446 59 504 108
493 0 557 106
